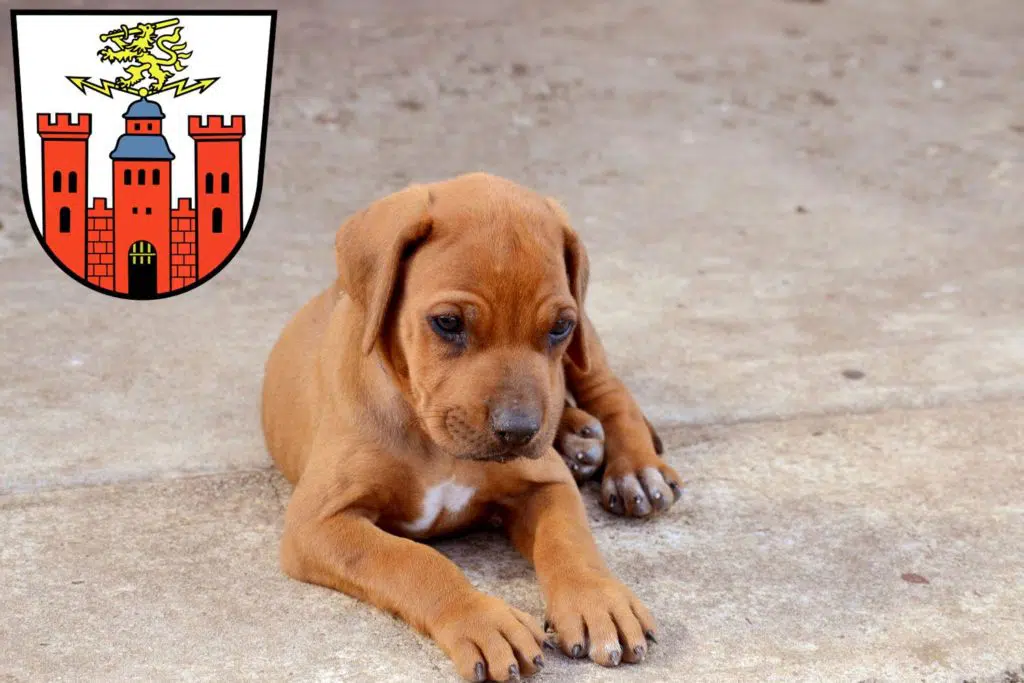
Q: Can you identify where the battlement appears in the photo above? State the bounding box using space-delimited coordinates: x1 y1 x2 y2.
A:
87 197 113 218
38 113 92 139
171 197 196 218
188 115 245 139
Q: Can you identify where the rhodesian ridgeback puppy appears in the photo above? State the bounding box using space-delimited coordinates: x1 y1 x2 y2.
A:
261 173 683 681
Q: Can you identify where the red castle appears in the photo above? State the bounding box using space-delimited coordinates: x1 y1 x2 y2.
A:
37 97 245 296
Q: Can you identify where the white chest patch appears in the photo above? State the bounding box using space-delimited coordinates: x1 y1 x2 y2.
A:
402 479 476 535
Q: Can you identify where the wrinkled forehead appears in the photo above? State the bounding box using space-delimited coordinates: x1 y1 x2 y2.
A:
405 195 571 304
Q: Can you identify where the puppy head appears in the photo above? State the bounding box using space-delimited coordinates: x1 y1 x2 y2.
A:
336 173 590 462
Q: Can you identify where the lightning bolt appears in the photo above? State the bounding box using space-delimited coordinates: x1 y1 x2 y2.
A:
65 76 218 99
67 76 122 98
159 77 219 98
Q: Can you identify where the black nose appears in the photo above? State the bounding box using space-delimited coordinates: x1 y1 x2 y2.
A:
491 407 540 447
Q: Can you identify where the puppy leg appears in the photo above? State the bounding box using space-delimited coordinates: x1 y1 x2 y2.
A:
506 470 657 667
643 414 665 456
282 467 548 681
566 316 683 517
554 400 605 482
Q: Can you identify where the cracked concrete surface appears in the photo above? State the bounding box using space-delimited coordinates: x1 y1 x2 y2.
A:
2 0 1022 681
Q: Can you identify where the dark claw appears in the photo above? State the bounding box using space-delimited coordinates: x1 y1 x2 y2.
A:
543 639 556 651
633 645 646 661
571 644 584 658
609 649 622 666
474 661 486 682
509 664 520 680
629 490 653 517
608 492 626 515
645 630 658 643
533 655 544 669
669 481 683 501
651 490 671 512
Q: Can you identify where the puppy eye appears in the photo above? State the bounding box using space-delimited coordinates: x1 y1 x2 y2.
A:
548 318 575 344
429 314 465 342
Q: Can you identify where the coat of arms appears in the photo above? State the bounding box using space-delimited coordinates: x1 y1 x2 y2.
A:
11 10 276 299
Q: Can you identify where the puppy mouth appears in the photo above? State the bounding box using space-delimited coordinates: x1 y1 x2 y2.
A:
457 443 545 464
459 447 524 464
487 450 519 464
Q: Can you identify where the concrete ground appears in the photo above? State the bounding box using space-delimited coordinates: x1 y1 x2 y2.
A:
2 0 1022 681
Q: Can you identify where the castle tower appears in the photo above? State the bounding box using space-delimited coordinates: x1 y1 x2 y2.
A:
37 113 91 278
110 98 174 296
189 115 244 279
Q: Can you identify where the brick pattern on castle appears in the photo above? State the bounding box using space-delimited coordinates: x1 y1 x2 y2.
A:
86 198 114 289
170 197 198 290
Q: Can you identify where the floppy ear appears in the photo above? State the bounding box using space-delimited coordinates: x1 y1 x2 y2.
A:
546 198 591 373
335 184 433 355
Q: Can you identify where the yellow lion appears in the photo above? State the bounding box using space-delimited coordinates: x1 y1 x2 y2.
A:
98 21 192 93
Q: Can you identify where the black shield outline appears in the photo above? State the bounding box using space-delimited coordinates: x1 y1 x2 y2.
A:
9 9 277 301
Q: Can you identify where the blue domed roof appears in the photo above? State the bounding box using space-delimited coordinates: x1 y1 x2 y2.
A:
110 134 174 160
123 98 165 120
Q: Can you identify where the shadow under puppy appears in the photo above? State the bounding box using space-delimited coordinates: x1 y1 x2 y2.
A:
261 172 683 681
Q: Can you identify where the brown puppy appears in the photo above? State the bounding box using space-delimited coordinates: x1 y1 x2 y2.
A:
261 173 683 681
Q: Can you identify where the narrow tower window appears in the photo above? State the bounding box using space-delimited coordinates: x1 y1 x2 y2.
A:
59 206 71 233
221 172 230 193
205 173 214 194
124 169 132 185
68 172 78 193
152 168 161 185
52 171 62 193
212 207 223 234
138 169 146 185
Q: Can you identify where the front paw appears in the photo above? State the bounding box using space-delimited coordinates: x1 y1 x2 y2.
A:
601 458 683 517
433 593 550 681
546 573 657 667
555 405 605 482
